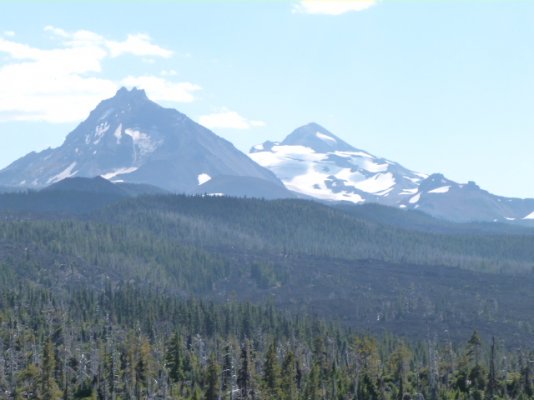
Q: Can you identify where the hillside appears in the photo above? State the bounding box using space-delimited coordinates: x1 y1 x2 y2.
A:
1 191 534 346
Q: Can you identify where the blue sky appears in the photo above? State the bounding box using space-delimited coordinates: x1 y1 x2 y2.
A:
0 0 533 197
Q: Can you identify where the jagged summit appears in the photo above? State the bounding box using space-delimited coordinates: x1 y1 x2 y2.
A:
115 86 148 98
0 89 285 196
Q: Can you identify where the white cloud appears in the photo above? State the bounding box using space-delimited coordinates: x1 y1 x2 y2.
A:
44 26 173 59
0 26 196 123
293 0 377 15
121 76 201 103
107 34 173 58
198 109 266 130
3 31 16 37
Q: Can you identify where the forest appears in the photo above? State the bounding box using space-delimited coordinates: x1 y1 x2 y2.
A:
1 187 534 398
1 285 533 400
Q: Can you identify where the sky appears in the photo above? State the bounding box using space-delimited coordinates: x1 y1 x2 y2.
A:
0 0 533 197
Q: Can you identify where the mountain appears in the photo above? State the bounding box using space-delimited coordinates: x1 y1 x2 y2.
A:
250 123 534 223
250 123 427 204
0 87 288 197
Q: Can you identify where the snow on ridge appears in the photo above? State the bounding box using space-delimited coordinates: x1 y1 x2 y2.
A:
523 211 534 220
335 150 373 159
409 193 421 204
316 131 337 144
249 137 425 204
101 167 138 180
352 172 395 194
114 124 123 143
93 122 110 145
400 188 418 195
48 162 78 184
428 186 450 194
284 164 364 203
124 128 160 157
198 173 212 186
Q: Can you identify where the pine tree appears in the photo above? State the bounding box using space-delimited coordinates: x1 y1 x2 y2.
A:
486 337 496 400
263 341 281 398
237 340 256 400
167 332 185 383
41 339 62 400
205 353 220 400
281 351 298 400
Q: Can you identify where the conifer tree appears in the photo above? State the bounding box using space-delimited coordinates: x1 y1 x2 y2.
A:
205 353 220 400
263 340 281 398
41 339 62 400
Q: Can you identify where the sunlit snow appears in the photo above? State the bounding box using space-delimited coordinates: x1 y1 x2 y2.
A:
48 162 78 184
114 124 123 143
409 193 421 204
124 128 160 157
101 167 138 180
428 186 450 194
198 173 212 185
250 143 418 203
316 131 337 144
93 122 110 145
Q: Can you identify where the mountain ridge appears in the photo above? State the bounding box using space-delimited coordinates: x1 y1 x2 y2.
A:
0 87 288 198
250 123 534 224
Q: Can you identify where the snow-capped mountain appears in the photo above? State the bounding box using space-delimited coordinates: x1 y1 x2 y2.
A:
250 123 534 223
0 88 287 196
250 123 427 204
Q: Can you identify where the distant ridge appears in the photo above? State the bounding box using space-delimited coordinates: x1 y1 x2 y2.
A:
251 123 534 224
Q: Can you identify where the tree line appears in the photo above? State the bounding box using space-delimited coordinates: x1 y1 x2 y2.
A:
0 285 533 399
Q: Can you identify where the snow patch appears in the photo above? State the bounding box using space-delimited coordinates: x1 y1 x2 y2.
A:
351 172 395 195
428 186 450 194
523 211 534 220
101 167 138 180
48 162 78 184
409 193 421 204
249 141 422 204
400 188 418 195
316 131 336 144
124 128 159 157
114 123 123 143
93 122 110 144
198 173 212 185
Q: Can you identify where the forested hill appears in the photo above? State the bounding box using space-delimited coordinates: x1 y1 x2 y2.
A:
98 194 534 273
1 192 534 344
1 191 534 398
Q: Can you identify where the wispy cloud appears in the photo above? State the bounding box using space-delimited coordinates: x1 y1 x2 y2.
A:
198 109 266 130
293 0 377 15
0 26 198 123
121 76 201 103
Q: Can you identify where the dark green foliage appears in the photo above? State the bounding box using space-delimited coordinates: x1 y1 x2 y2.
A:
1 193 534 398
